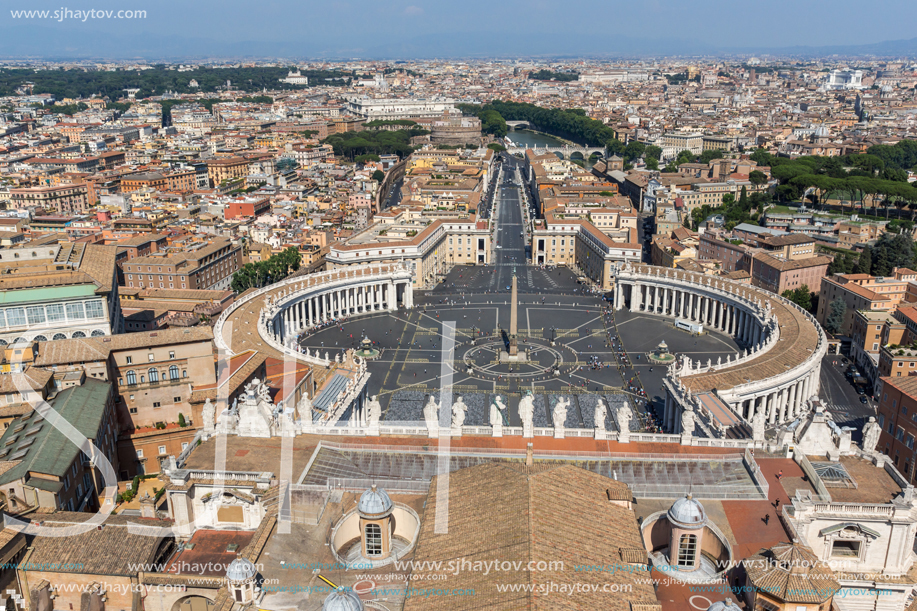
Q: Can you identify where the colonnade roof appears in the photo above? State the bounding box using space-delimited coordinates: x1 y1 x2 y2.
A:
627 265 820 394
219 264 405 360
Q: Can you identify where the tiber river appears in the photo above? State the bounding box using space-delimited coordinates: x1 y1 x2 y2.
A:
503 129 596 169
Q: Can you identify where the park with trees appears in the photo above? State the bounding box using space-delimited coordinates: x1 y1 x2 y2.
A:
749 145 917 217
230 247 302 293
321 125 429 161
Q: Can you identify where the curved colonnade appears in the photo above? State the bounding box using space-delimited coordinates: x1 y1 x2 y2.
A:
613 263 826 436
213 264 414 423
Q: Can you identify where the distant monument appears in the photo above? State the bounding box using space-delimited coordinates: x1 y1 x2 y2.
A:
509 273 519 356
500 271 527 362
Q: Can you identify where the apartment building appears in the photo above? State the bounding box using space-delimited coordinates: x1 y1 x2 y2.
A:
327 215 490 287
345 97 455 120
10 184 88 214
660 131 704 157
532 214 642 287
875 375 917 483
698 233 747 273
108 327 215 477
651 227 698 268
747 253 831 295
224 195 271 220
121 238 243 291
0 379 118 514
121 169 198 193
204 157 248 187
817 271 913 336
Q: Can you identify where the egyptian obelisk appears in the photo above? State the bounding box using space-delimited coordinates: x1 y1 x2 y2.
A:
509 271 518 356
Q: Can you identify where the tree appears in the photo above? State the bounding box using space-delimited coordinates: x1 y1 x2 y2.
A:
698 149 724 164
874 246 892 277
623 140 646 163
825 299 847 334
855 246 873 275
355 154 381 164
645 145 663 161
645 156 659 171
675 150 695 166
487 143 507 153
371 169 385 182
748 170 768 187
721 193 736 207
478 110 508 138
782 285 812 311
739 186 748 207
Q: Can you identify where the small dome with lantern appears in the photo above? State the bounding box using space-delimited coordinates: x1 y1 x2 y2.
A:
226 557 256 582
667 493 707 529
357 484 393 518
323 587 364 611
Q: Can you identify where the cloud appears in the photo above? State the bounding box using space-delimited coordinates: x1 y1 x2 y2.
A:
403 5 424 15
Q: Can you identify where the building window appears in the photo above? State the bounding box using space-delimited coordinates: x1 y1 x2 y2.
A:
136 449 143 458
126 356 133 365
148 353 155 362
174 396 181 403
169 351 175 359
158 445 166 455
169 365 179 380
129 407 137 414
677 534 697 567
365 523 383 556
831 538 861 558
149 368 159 382
126 370 137 385
152 402 161 408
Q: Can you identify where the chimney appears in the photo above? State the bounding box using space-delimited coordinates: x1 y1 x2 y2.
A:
525 443 533 467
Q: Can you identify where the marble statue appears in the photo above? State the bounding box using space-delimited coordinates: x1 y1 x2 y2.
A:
519 391 535 437
752 408 766 441
552 397 569 430
452 395 467 428
365 395 382 427
493 395 507 413
490 400 502 427
862 416 881 453
237 378 274 438
202 398 215 434
423 395 440 434
616 403 632 432
594 399 607 432
680 408 695 436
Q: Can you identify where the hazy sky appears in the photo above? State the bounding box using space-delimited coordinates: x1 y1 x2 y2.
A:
3 0 916 58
